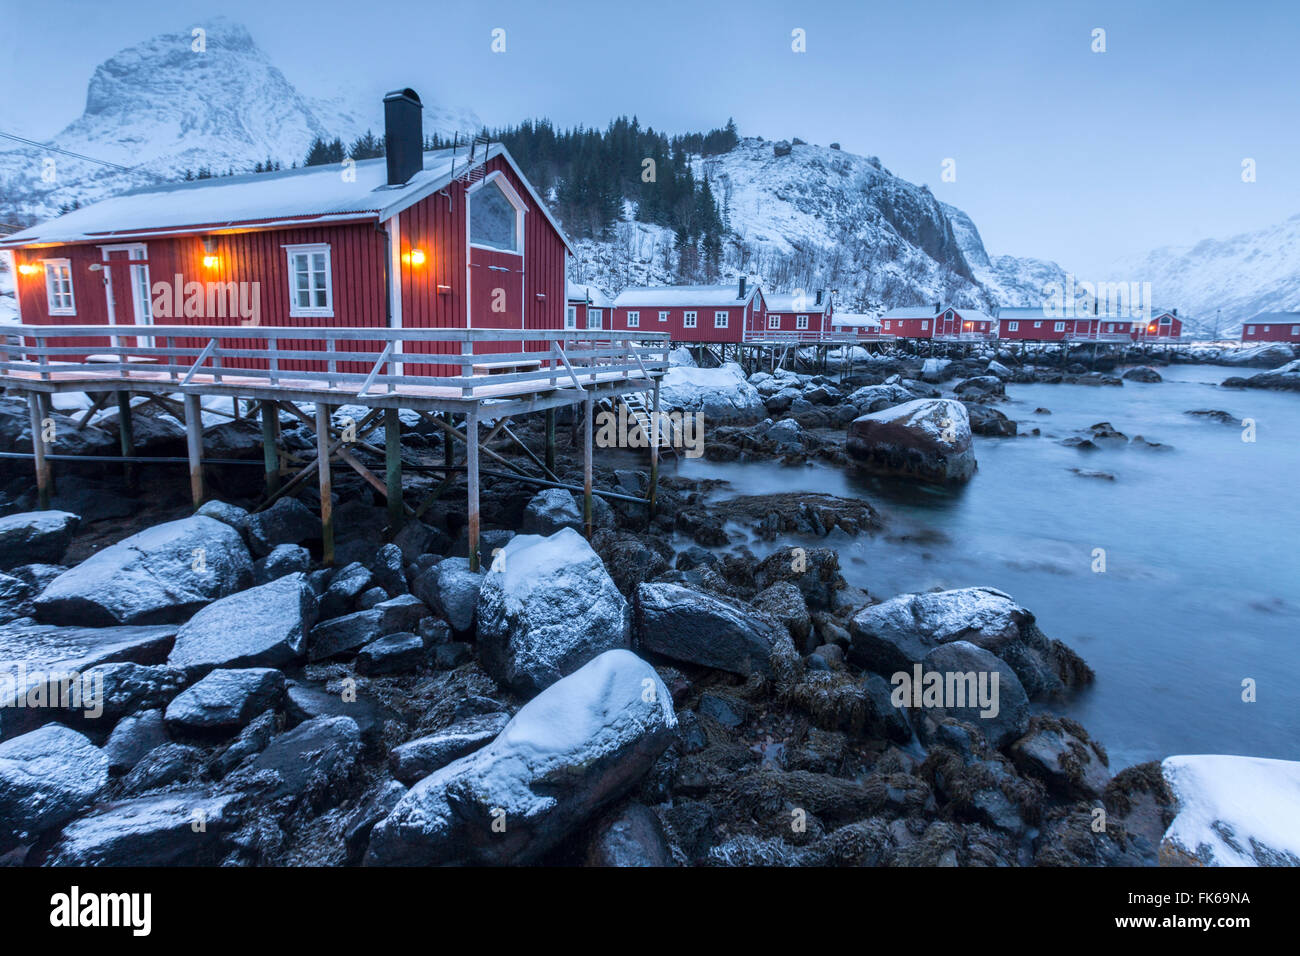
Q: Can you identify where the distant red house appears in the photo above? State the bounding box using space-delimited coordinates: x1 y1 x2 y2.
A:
566 281 613 331
612 279 761 344
752 289 833 339
1131 310 1183 343
1240 312 1300 343
0 88 573 376
996 306 1073 341
881 304 995 340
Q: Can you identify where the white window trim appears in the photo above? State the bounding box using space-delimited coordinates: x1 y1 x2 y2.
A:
468 170 527 257
768 315 780 329
1263 325 1270 332
284 243 334 318
1054 321 1066 332
626 310 639 328
565 305 578 330
1246 326 1254 334
588 308 604 330
684 311 697 328
796 315 809 330
921 320 928 330
1007 321 1018 331
1034 321 1042 328
42 258 76 315
658 310 669 322
714 310 729 328
1292 326 1299 335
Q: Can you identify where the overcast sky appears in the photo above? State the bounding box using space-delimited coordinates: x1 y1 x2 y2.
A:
1 0 1296 274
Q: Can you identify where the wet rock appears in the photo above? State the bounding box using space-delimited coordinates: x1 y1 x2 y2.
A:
477 528 630 695
391 518 451 563
432 642 473 669
319 562 373 619
211 711 277 778
252 544 311 585
163 668 286 736
365 650 676 866
698 692 748 728
224 715 361 811
591 530 671 598
245 497 321 557
103 709 169 776
586 802 673 866
1069 468 1115 481
846 399 976 484
343 779 406 863
34 515 253 627
195 500 250 536
1122 366 1162 382
372 543 407 597
636 582 794 679
908 641 1031 749
1185 409 1237 425
43 791 241 866
963 403 1017 437
389 711 512 784
753 546 846 610
283 683 395 747
356 631 426 676
79 661 186 721
168 572 318 675
412 557 484 635
521 488 583 535
845 382 922 413
0 724 108 849
0 511 79 570
848 586 1092 700
1009 714 1111 798
119 742 203 794
752 582 812 651
307 593 428 661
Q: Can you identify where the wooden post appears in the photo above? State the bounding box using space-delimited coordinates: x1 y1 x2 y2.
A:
260 401 280 496
27 392 51 510
115 390 136 487
316 402 334 565
544 407 556 475
385 406 403 531
648 378 660 518
183 393 204 508
466 408 481 572
583 392 594 539
443 412 454 470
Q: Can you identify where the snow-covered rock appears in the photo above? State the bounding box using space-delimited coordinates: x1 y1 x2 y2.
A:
846 382 923 413
364 649 675 865
658 362 764 424
477 528 630 695
168 572 317 674
1219 342 1296 367
0 511 79 570
0 724 108 848
920 357 951 383
43 790 241 866
846 398 977 485
388 712 512 784
163 667 286 735
33 515 253 626
1160 755 1300 866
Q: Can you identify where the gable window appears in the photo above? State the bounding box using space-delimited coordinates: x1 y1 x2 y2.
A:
566 305 578 329
470 174 525 254
768 315 781 329
796 315 809 330
284 243 333 317
1054 321 1066 332
624 310 638 329
658 310 669 322
1007 321 1018 331
684 311 697 328
43 259 75 315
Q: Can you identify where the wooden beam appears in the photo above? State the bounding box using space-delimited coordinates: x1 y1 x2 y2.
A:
648 378 660 518
384 406 403 530
316 402 334 565
116 390 136 487
466 408 480 573
183 392 204 508
544 407 556 475
27 392 51 510
583 392 594 539
260 400 280 496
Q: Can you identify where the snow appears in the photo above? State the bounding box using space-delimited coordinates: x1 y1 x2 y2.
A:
566 282 613 309
762 292 829 313
1161 755 1300 866
659 361 763 420
881 306 940 320
832 313 881 329
856 397 969 442
614 283 753 308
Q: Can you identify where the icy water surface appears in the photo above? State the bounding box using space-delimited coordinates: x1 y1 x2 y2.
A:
677 365 1300 769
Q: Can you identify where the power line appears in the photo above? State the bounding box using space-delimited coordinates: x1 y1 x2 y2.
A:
0 129 137 172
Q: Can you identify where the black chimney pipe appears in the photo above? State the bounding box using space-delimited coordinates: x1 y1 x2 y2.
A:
815 289 823 306
384 88 423 186
934 301 941 314
738 276 747 299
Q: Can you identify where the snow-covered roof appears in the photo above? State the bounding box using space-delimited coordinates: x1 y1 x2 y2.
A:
1 144 574 254
1246 311 1300 323
949 307 995 324
566 282 613 309
763 291 829 313
830 312 881 328
880 306 941 320
614 283 757 309
997 306 1057 321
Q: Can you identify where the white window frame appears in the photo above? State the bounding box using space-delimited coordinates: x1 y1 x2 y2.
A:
43 258 76 315
768 315 780 330
1246 325 1254 334
468 171 527 257
1034 321 1042 328
1007 321 1018 331
1292 326 1299 335
566 305 578 330
684 311 697 328
1054 321 1066 332
714 310 729 328
624 310 638 329
658 310 669 322
796 315 809 330
921 320 928 330
883 320 891 330
1263 325 1270 332
284 243 334 318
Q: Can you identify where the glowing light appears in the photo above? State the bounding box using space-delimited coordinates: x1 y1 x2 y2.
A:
203 254 220 269
1148 324 1156 333
17 263 41 276
406 248 426 266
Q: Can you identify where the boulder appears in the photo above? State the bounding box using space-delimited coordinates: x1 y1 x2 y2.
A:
846 383 922 413
848 586 1091 699
356 632 426 676
521 488 583 535
751 582 812 652
0 724 108 848
1122 365 1163 383
308 593 428 661
168 572 318 675
1009 714 1111 798
0 511 79 569
658 362 764 424
635 582 794 678
43 791 240 866
33 516 253 627
283 683 396 747
372 543 407 597
585 802 673 867
225 715 361 809
78 661 186 721
163 668 286 736
846 399 977 484
252 544 311 585
319 561 373 619
477 528 630 695
591 530 671 598
103 709 169 776
389 712 512 784
412 557 484 634
1219 342 1295 367
245 497 321 557
365 649 676 865
908 641 1030 749
963 402 1017 437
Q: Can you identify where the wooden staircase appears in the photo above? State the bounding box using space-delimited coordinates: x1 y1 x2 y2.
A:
603 391 678 459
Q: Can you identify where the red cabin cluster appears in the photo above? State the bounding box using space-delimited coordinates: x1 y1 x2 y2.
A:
1241 313 1300 343
880 305 996 341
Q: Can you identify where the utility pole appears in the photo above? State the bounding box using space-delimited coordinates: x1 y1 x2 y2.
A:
1214 309 1221 341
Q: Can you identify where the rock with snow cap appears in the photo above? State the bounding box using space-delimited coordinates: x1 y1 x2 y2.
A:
846 399 976 485
0 724 108 848
167 572 317 675
0 511 79 570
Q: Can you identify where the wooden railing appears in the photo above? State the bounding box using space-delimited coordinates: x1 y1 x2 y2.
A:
743 329 895 343
0 324 671 400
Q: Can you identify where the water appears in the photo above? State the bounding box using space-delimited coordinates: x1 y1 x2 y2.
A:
676 365 1300 769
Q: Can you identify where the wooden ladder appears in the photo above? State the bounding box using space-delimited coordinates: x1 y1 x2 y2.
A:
605 391 678 459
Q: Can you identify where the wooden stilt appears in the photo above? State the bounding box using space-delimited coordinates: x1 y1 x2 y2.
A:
261 401 280 496
466 409 481 573
648 378 660 518
544 407 556 476
316 402 334 565
385 406 403 531
443 412 454 470
183 393 204 508
583 392 594 539
115 390 136 487
27 392 51 510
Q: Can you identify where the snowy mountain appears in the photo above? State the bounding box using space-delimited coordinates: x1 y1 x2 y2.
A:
942 203 1067 308
0 17 478 226
1108 214 1300 336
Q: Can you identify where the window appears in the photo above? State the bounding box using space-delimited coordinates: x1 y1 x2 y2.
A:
1263 325 1270 332
684 311 697 328
1007 321 1018 331
658 310 669 322
624 310 637 329
284 244 333 316
714 310 729 328
768 315 781 329
796 315 809 330
1246 325 1255 334
1034 321 1042 328
566 305 578 330
883 321 891 330
1292 326 1299 335
469 175 524 253
43 259 75 315
1054 321 1066 332
921 320 928 330
588 308 603 330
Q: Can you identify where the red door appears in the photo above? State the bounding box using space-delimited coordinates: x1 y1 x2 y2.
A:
469 246 524 362
104 247 153 350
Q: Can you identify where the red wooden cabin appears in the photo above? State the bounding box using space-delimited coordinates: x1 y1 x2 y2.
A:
881 304 994 341
612 278 760 344
566 281 613 332
995 306 1072 342
1131 310 1183 344
1241 313 1300 343
0 89 573 379
753 289 833 340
